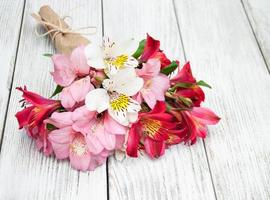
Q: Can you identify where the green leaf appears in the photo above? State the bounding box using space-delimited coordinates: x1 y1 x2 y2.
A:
160 61 178 75
43 53 53 57
169 82 194 92
132 39 146 59
50 85 63 98
46 123 56 131
197 80 212 89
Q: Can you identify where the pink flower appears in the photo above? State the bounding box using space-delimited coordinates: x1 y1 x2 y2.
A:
135 59 170 109
60 76 94 109
51 46 95 109
51 46 90 87
47 106 126 171
15 86 61 155
173 107 220 144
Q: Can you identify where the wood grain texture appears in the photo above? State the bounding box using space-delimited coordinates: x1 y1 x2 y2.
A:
242 0 270 71
174 0 270 199
103 0 217 199
0 0 25 143
0 1 106 199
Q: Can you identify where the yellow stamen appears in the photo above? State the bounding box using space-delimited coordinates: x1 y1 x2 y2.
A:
107 54 128 69
141 118 161 138
110 94 129 111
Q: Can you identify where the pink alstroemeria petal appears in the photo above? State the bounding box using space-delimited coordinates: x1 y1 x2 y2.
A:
69 76 94 103
104 113 127 135
49 126 75 159
70 46 90 75
51 54 76 87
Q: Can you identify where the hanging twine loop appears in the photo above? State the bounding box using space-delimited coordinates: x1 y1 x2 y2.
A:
31 13 97 41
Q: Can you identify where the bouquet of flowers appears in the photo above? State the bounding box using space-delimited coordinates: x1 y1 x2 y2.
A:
15 7 220 171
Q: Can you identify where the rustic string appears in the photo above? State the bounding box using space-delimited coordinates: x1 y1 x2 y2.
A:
32 13 97 41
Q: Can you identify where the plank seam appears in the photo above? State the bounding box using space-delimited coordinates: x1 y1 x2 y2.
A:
172 0 187 61
172 0 218 199
240 0 270 74
0 0 26 154
203 141 218 200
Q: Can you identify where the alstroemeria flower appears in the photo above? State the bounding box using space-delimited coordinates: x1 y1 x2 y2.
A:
135 59 170 109
171 107 220 145
48 106 126 171
15 86 61 155
170 62 205 106
85 37 138 76
85 68 143 126
126 101 180 158
51 46 90 87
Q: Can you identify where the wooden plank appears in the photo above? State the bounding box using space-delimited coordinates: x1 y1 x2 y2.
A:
242 0 270 71
103 0 217 199
174 0 270 199
0 0 25 144
0 1 107 199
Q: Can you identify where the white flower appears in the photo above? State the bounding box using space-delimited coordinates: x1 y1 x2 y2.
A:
85 68 143 126
85 37 138 76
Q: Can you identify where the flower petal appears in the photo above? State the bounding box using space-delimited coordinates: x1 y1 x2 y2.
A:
15 106 34 129
86 132 104 155
104 112 127 135
69 76 94 103
70 46 90 75
136 58 161 78
103 68 143 96
51 55 76 86
45 111 73 128
190 107 220 125
85 43 105 69
85 88 110 113
60 87 76 109
140 34 160 62
48 126 74 159
144 137 165 159
126 124 140 157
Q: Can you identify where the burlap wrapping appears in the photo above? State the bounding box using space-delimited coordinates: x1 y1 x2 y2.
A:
33 5 90 54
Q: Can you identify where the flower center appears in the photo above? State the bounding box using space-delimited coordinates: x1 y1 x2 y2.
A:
70 135 87 156
108 54 128 69
110 93 129 111
141 118 161 138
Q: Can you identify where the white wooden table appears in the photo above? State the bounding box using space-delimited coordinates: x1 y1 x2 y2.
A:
0 0 269 199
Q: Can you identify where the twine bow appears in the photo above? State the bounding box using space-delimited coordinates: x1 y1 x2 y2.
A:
31 13 97 41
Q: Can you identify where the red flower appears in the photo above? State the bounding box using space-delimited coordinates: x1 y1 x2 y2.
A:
15 86 61 155
126 101 181 158
171 107 220 144
170 62 205 106
140 34 160 62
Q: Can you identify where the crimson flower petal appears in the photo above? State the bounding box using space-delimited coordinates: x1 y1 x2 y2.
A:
144 138 165 159
126 124 140 157
140 34 160 62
